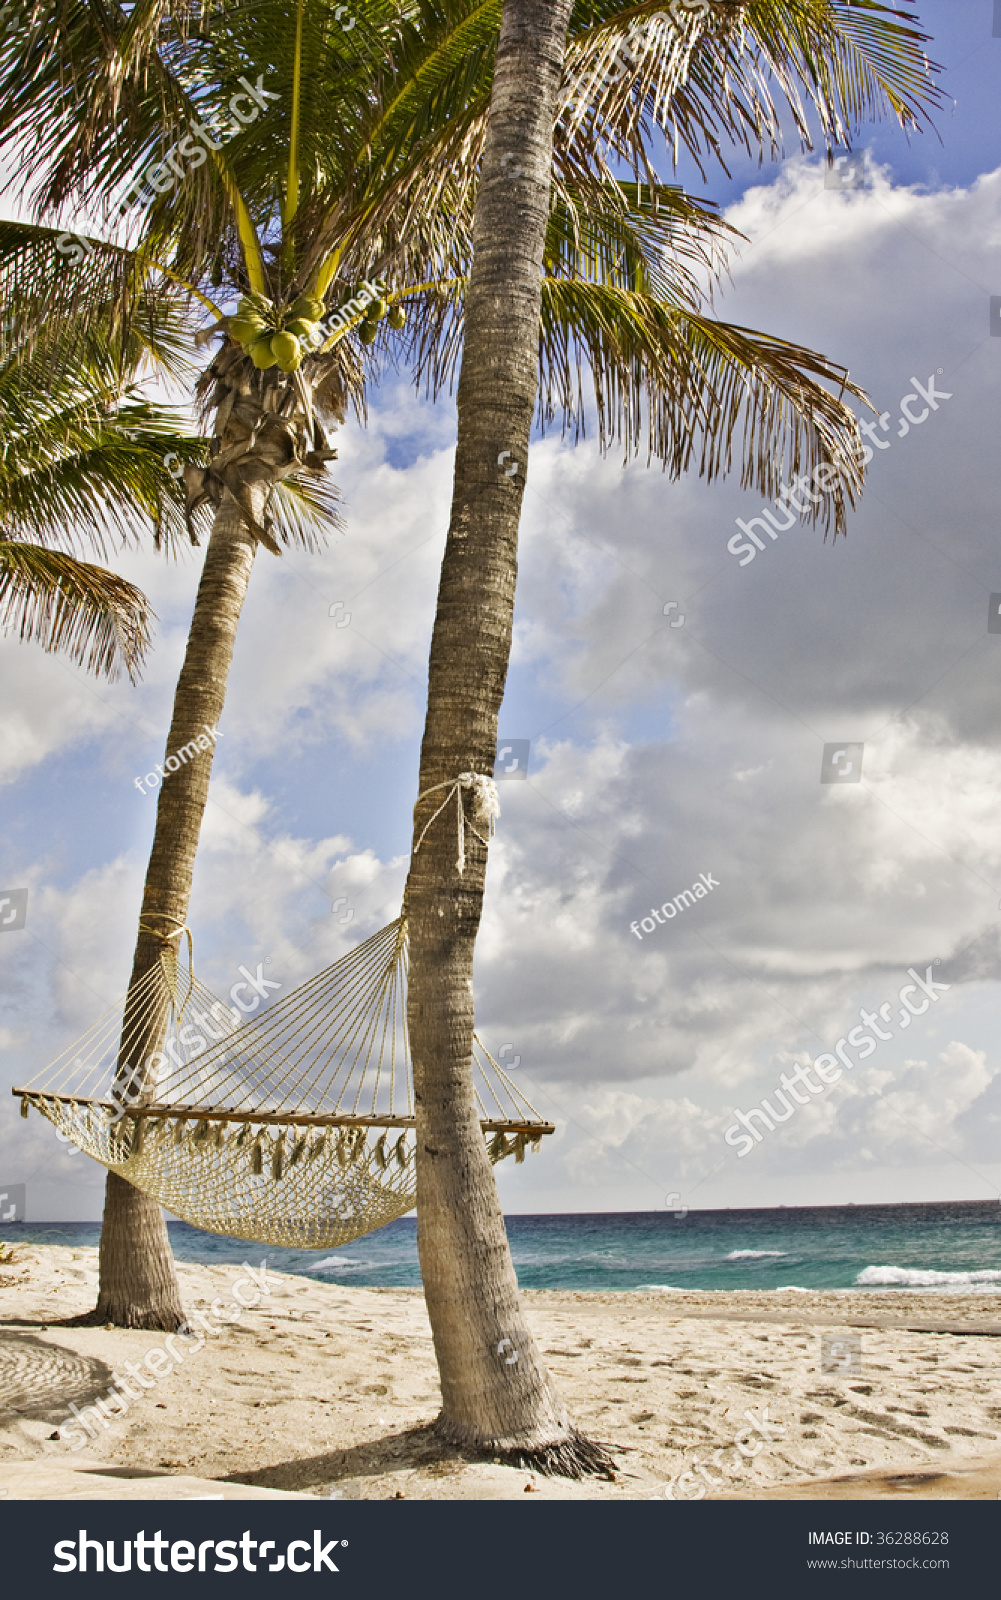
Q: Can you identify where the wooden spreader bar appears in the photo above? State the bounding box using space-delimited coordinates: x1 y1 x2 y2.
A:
13 1088 555 1138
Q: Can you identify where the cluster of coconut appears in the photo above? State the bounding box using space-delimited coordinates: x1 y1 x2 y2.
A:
228 288 406 371
357 296 406 342
227 293 326 371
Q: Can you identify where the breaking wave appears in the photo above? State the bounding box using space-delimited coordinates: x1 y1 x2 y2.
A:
856 1265 1001 1289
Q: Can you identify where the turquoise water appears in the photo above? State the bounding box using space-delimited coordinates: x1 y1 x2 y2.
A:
7 1200 1001 1292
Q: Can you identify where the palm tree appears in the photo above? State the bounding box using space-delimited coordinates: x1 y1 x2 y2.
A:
0 267 204 682
0 0 939 1367
403 0 593 1472
401 0 942 1470
1 8 390 1328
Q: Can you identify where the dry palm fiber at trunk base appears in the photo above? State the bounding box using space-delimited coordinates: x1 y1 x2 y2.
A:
14 919 552 1250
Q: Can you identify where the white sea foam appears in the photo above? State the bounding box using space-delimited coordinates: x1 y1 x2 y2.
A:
726 1249 788 1260
773 1285 811 1292
304 1255 360 1272
639 1285 702 1293
856 1265 1001 1289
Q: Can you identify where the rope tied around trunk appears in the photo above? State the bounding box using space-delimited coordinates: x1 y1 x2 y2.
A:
137 915 194 1016
412 772 501 874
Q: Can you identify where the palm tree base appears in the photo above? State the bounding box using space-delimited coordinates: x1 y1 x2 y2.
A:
79 1170 186 1331
65 1300 186 1331
433 1417 617 1480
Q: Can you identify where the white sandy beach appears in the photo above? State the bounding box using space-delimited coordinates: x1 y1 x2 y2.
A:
1 1242 999 1500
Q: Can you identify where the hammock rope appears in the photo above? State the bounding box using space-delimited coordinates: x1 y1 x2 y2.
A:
413 771 500 874
13 916 552 1249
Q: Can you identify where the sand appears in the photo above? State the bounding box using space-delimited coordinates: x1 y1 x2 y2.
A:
1 1241 999 1500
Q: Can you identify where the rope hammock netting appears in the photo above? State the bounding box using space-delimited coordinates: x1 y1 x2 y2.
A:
13 911 553 1250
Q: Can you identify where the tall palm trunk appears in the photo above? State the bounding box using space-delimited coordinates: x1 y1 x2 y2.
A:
89 490 261 1328
404 0 607 1474
84 338 344 1328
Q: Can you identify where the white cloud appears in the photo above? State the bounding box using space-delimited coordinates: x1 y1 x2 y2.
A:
7 159 1001 1215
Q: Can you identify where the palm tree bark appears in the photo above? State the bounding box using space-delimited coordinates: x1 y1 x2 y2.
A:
82 335 344 1328
88 490 261 1328
404 0 608 1474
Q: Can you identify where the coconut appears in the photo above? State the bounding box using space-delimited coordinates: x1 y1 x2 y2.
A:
387 304 406 330
250 336 279 369
358 320 379 345
291 295 325 322
271 331 302 371
229 316 265 345
286 317 321 342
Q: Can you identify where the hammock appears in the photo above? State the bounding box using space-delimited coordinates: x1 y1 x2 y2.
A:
12 917 553 1250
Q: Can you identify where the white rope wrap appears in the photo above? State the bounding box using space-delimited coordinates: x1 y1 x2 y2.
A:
413 771 501 874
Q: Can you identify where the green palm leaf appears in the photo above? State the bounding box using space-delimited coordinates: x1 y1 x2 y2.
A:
0 0 941 550
0 251 209 680
0 390 210 556
0 220 203 397
0 537 153 681
561 1 942 178
539 279 864 527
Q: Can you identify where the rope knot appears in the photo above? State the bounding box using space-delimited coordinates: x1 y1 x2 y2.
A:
457 771 501 832
413 771 501 874
137 916 193 1014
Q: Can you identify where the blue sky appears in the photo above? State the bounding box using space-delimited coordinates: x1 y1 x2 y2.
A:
4 1 1001 1222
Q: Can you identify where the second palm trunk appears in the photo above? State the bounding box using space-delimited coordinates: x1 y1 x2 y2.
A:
404 0 609 1473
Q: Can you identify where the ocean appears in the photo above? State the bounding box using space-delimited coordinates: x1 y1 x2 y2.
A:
6 1199 1000 1293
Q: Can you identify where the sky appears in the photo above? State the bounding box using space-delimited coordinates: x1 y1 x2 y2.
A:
4 0 1001 1223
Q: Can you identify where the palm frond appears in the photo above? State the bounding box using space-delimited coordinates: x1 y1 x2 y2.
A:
559 1 943 179
0 0 936 553
0 537 153 681
265 462 344 552
545 178 736 301
0 356 211 557
538 279 866 531
0 219 202 389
